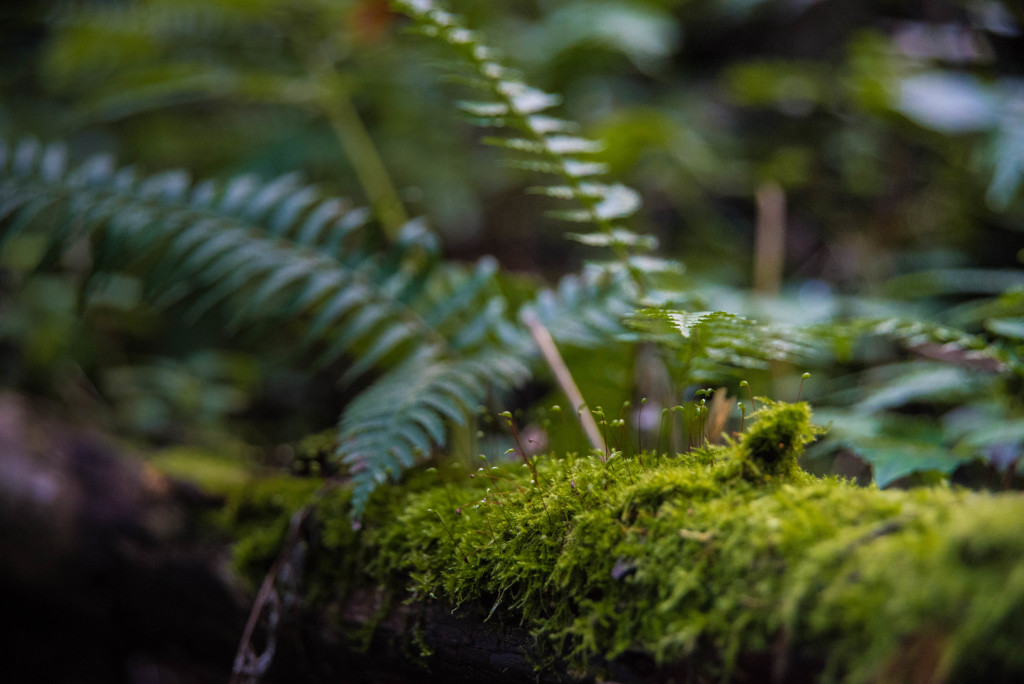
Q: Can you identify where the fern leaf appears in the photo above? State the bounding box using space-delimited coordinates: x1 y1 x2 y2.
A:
240 172 301 222
628 308 819 381
338 322 419 386
303 284 377 345
450 296 508 349
0 138 503 379
312 305 395 371
267 185 320 237
821 316 1011 373
421 257 498 328
229 259 318 327
392 0 652 295
2 139 544 516
565 228 656 249
521 265 635 348
338 350 530 518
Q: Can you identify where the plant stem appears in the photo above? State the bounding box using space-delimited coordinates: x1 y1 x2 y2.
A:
753 181 785 295
523 311 607 457
501 412 541 483
313 59 410 241
430 509 469 564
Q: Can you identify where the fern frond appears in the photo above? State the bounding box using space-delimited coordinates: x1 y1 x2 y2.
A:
627 308 820 382
628 304 1015 386
822 316 1014 374
340 350 530 517
829 317 992 350
392 0 652 292
522 264 635 348
1 140 431 360
1 138 537 514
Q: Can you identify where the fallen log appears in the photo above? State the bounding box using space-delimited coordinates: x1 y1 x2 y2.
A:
7 393 1024 683
230 400 1024 683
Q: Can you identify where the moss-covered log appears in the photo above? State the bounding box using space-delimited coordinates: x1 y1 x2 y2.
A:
7 389 1024 682
232 400 1024 683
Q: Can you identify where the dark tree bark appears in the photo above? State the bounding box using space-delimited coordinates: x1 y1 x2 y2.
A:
0 393 247 682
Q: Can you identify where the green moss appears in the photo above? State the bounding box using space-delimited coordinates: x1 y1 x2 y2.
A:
228 401 1024 682
739 399 824 481
148 445 254 493
225 475 325 586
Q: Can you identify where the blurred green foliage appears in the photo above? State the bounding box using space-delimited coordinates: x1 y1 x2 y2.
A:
1 0 1023 490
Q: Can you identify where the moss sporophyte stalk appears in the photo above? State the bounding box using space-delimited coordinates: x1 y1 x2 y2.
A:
231 401 1024 682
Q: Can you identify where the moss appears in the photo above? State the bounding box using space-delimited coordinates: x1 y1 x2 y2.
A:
147 445 254 493
224 475 325 587
229 401 1024 682
738 399 824 481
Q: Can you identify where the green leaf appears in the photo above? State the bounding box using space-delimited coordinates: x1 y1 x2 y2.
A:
338 322 419 385
268 185 319 237
987 317 1024 340
853 365 988 414
566 229 656 249
313 302 392 365
305 285 372 343
458 100 509 117
856 439 975 487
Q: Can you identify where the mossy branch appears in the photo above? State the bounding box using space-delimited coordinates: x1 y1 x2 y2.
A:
238 401 1024 682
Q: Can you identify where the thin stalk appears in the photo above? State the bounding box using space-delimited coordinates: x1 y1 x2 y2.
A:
740 381 757 412
500 412 541 483
523 311 607 457
657 408 668 456
311 57 409 241
637 398 646 457
429 509 469 564
478 505 496 539
797 372 812 401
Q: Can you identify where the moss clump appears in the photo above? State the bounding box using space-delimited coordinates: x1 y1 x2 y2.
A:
229 401 1024 682
224 475 326 587
739 399 823 481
